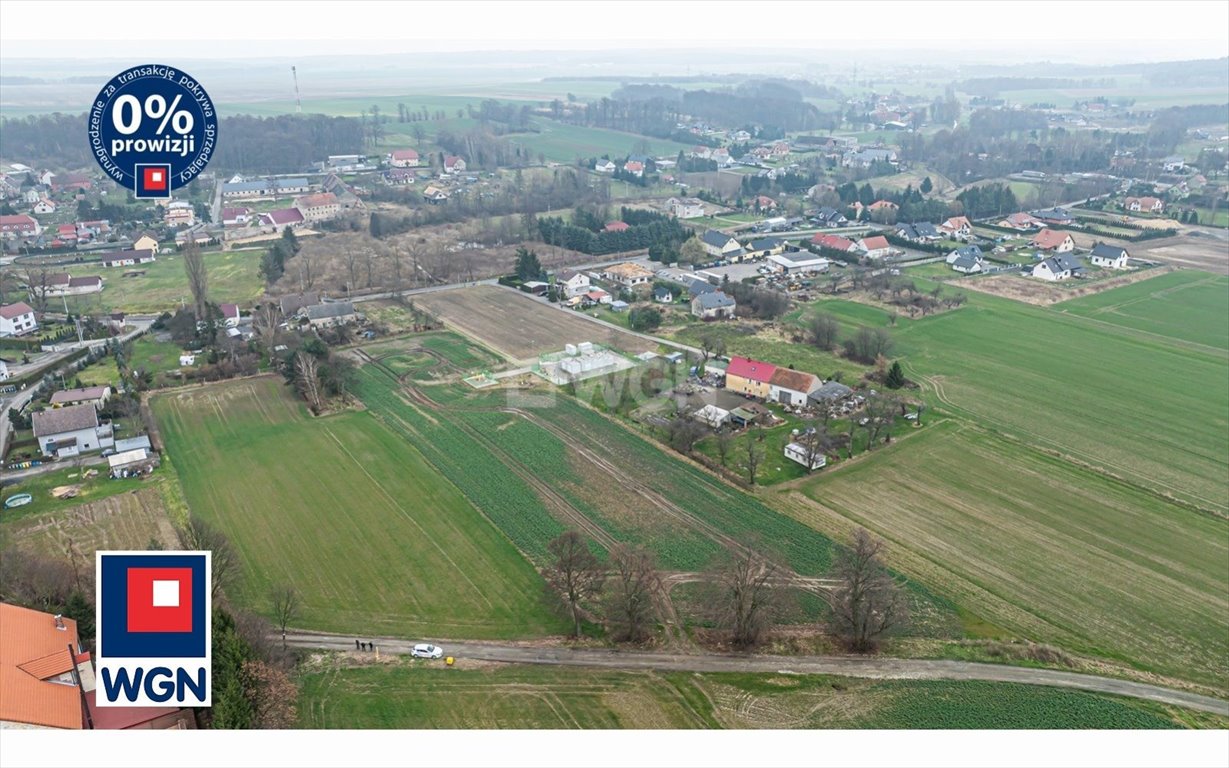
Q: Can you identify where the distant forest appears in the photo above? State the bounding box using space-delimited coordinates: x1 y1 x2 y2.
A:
0 112 364 174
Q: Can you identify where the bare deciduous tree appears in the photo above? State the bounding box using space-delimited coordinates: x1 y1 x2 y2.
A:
342 248 359 297
243 660 298 729
863 392 900 450
666 408 705 454
545 530 604 637
22 266 54 313
829 528 909 653
252 302 281 357
715 428 734 466
806 313 840 351
182 241 209 321
707 547 779 648
269 585 300 650
743 427 764 485
178 515 238 599
603 545 659 643
294 351 323 412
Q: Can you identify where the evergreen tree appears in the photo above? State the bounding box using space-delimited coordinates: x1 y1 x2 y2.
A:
920 176 933 194
885 360 906 389
514 247 544 281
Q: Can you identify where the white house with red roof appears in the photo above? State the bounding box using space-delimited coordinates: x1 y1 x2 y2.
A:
0 214 40 239
32 198 57 215
623 160 644 177
604 221 630 232
856 235 893 259
594 159 616 173
940 216 972 238
389 148 421 168
1029 229 1075 252
1 301 38 337
219 303 241 327
443 156 467 174
222 207 252 226
810 233 857 252
1124 196 1164 213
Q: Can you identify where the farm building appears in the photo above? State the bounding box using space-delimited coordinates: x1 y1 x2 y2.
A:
302 301 357 327
693 404 732 429
538 342 635 385
1089 243 1130 269
769 368 822 407
31 403 114 458
107 447 160 477
667 197 705 219
98 248 156 268
809 380 854 405
856 235 893 259
388 149 421 168
784 441 827 471
603 262 654 290
810 233 857 252
222 177 309 199
745 237 786 259
691 291 736 319
258 208 305 229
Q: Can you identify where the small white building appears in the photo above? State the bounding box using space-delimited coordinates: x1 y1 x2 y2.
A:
693 404 731 429
1089 243 1130 270
667 197 705 219
594 160 616 173
767 251 829 275
556 269 591 299
784 441 827 471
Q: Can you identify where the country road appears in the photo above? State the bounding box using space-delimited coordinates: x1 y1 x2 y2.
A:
282 632 1229 717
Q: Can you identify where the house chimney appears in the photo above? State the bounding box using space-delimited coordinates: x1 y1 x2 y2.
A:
54 614 66 631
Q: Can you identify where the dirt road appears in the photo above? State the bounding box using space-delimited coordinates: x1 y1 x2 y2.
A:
282 632 1229 716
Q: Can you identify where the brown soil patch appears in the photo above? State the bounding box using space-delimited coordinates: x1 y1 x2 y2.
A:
959 266 1176 306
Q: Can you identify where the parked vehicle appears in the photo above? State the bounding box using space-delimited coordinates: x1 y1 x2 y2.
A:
411 643 444 659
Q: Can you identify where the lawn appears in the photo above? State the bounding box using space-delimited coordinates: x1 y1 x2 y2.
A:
1055 271 1229 352
774 421 1229 690
297 661 1183 729
74 336 185 388
891 283 1229 515
151 376 565 640
1 465 163 521
59 250 264 314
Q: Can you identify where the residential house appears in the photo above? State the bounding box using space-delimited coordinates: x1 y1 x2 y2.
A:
384 168 416 185
294 192 341 223
940 216 972 238
55 223 79 243
768 251 830 275
770 141 790 157
0 302 38 337
711 148 732 166
723 356 777 399
1029 229 1075 253
174 228 214 247
623 160 644 177
132 232 160 253
1161 155 1185 172
667 197 704 219
701 229 742 259
98 248 156 268
422 185 449 203
945 244 983 265
1124 196 1164 213
1032 254 1084 281
811 207 848 227
744 237 786 259
163 200 195 228
868 200 899 215
594 159 616 173
32 403 113 457
32 198 56 215
389 149 421 168
603 262 654 290
784 441 827 470
443 156 467 174
653 285 674 303
691 291 736 319
222 207 252 226
1089 242 1130 269
1030 208 1073 225
0 214 40 239
755 195 778 211
604 220 629 232
810 233 857 252
556 269 591 299
278 292 319 317
581 289 612 307
49 172 91 193
49 385 111 409
856 235 893 259
258 208 305 229
219 303 241 327
950 252 984 274
686 278 718 297
841 148 898 168
302 301 357 327
769 368 821 406
998 212 1042 230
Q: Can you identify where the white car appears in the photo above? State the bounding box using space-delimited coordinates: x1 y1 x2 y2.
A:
411 643 444 659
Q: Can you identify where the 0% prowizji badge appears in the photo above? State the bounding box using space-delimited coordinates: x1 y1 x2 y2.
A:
87 64 217 199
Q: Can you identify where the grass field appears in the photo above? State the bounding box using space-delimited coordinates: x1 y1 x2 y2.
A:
505 120 695 164
1055 271 1229 352
55 250 264 314
773 421 1229 690
671 321 867 383
74 336 185 388
151 376 565 639
1 466 164 521
891 279 1229 515
297 661 1184 729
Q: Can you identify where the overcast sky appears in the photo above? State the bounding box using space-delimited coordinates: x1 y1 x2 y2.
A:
2 1 1227 65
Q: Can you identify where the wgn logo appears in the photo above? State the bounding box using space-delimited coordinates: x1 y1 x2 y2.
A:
96 551 212 707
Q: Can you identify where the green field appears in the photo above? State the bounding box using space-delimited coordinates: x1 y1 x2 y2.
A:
152 376 565 639
671 321 868 383
775 421 1229 689
48 250 265 314
891 278 1229 515
297 662 1182 729
1055 271 1229 352
505 120 695 164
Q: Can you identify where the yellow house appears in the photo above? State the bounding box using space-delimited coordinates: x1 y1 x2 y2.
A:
132 233 159 254
723 356 777 399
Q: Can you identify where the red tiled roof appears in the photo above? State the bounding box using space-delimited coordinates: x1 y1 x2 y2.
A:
219 303 240 319
391 149 419 161
726 356 777 383
810 234 855 251
1 301 35 319
0 603 83 729
860 235 890 251
604 221 629 232
769 368 819 393
1030 229 1071 250
261 208 305 226
296 192 339 208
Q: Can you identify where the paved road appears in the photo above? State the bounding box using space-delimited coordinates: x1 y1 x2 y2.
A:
283 632 1229 716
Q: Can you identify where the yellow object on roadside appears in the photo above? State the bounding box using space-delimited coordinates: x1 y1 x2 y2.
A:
445 656 455 666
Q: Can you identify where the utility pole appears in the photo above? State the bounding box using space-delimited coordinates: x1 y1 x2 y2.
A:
291 66 302 114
